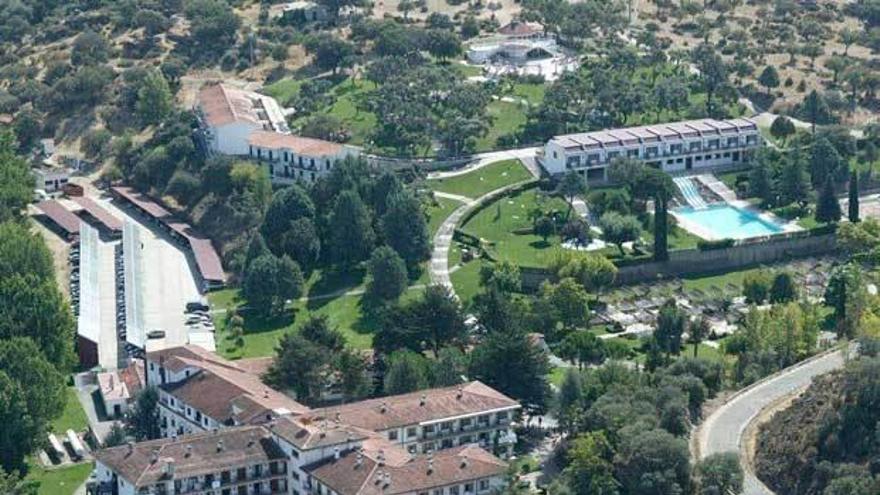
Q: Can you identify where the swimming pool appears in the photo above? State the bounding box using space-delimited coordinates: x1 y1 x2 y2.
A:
673 204 784 240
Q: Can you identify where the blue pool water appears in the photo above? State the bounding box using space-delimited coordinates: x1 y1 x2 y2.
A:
674 204 784 239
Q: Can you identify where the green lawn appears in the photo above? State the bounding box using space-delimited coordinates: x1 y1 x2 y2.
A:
681 266 764 293
476 101 528 152
50 388 88 434
426 196 462 235
461 188 570 268
211 288 424 358
26 462 93 495
262 79 304 106
450 260 483 304
548 367 568 387
511 83 546 106
427 159 533 199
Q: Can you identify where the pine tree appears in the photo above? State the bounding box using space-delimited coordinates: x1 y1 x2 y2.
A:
815 176 842 224
849 171 860 223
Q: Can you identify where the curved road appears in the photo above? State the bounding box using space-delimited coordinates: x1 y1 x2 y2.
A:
693 349 845 495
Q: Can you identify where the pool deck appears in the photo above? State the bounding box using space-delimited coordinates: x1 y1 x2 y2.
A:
673 202 802 241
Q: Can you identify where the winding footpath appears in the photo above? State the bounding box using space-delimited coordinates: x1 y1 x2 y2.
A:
429 156 541 293
693 348 846 495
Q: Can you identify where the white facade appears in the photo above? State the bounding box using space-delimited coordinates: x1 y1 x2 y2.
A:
34 167 69 192
541 118 762 183
196 84 291 157
248 132 360 184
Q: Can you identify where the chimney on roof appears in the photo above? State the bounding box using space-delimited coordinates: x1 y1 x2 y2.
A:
461 457 469 469
163 459 175 478
374 470 383 485
335 412 341 423
427 458 434 475
355 450 364 468
150 448 160 464
126 441 135 455
377 449 385 467
184 444 192 458
380 401 387 413
419 394 426 406
383 472 391 488
457 386 463 399
216 439 224 452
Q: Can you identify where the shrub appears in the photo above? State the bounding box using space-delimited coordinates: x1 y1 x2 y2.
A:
697 238 736 251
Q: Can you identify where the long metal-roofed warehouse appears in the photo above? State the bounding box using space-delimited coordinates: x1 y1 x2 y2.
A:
110 186 226 290
35 200 81 240
72 196 123 238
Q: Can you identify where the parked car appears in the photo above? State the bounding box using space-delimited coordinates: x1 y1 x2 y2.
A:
146 330 166 339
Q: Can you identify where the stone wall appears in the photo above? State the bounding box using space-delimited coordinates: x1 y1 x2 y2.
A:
521 232 838 289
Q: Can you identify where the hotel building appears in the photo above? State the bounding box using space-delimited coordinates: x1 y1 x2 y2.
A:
540 118 762 183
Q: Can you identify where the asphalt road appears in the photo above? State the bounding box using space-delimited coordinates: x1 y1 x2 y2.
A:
694 349 845 495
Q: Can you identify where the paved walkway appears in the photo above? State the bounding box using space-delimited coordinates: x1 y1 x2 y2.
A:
693 348 847 495
426 147 540 180
698 174 738 203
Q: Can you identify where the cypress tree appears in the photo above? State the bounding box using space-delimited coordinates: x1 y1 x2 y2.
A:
815 176 842 224
849 171 860 223
654 200 668 261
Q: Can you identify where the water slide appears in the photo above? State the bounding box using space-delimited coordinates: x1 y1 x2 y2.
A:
674 176 708 209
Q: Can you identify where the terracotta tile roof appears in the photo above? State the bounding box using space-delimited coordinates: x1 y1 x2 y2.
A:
94 426 285 488
311 382 519 432
98 362 145 402
306 443 507 495
73 197 123 232
268 415 372 451
248 130 343 157
198 84 264 127
150 346 309 423
498 21 543 36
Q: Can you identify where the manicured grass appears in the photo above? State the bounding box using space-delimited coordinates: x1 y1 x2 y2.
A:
26 462 93 495
681 267 764 293
454 63 484 78
426 196 462 235
319 79 378 147
262 79 304 106
212 288 424 358
548 367 568 387
450 260 483 304
50 388 89 434
796 213 821 230
461 188 570 268
427 159 532 199
511 83 546 106
475 101 528 152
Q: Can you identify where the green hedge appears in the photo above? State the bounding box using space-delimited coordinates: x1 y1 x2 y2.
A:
697 238 736 251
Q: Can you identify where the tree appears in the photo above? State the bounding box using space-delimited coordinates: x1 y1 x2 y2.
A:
810 137 845 188
778 150 810 205
13 109 41 151
126 387 160 441
185 0 241 52
655 299 686 358
470 327 551 415
266 333 328 403
769 271 798 303
103 423 128 448
769 115 796 144
299 315 345 352
242 254 303 315
696 452 744 495
535 279 591 338
0 274 75 369
381 191 431 273
335 349 370 403
0 338 66 472
689 316 710 358
824 263 866 339
562 431 618 494
758 65 780 95
557 170 587 218
0 467 38 495
165 170 201 206
136 71 173 125
600 212 641 255
479 261 521 294
425 29 462 62
534 215 555 242
383 350 431 395
71 30 109 66
277 255 305 304
742 270 771 304
692 43 729 115
815 176 842 224
748 158 773 205
432 347 467 387
559 331 607 369
330 190 375 267
366 246 408 303
802 90 830 133
849 171 860 223
615 428 690 494
304 34 354 74
0 131 32 223
262 184 315 254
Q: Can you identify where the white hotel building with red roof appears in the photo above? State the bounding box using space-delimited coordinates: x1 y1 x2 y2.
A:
196 83 359 184
541 118 762 183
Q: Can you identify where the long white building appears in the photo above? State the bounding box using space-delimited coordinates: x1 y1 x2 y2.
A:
540 118 762 182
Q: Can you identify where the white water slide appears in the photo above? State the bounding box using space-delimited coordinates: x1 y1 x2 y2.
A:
674 176 708 209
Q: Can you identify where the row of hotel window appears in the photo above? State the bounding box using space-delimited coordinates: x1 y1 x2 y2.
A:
310 479 494 495
564 135 758 166
250 147 333 170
